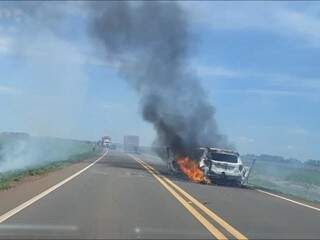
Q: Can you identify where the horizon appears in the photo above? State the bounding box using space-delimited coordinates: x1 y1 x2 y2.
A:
1 130 317 162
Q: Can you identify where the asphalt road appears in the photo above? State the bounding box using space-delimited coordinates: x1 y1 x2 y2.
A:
0 150 319 239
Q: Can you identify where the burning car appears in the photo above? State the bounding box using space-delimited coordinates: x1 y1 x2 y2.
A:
199 148 249 185
167 147 250 186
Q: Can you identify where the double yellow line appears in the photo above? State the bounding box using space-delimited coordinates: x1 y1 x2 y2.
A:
130 154 247 240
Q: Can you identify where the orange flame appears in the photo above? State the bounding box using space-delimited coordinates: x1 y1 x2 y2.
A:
176 156 205 183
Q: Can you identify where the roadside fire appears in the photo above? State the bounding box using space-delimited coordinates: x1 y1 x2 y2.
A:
176 156 210 184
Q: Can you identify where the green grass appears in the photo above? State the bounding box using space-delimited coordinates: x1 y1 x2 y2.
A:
247 161 320 203
0 147 103 191
285 169 320 186
248 161 320 186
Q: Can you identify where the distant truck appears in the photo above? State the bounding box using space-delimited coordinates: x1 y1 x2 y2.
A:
101 136 112 148
168 147 250 186
123 135 139 153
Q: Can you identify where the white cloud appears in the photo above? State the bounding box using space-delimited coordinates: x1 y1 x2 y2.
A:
215 88 307 97
0 7 23 21
101 102 124 111
0 85 20 95
194 61 320 98
236 136 255 143
257 125 309 136
0 36 12 54
182 2 273 30
0 8 13 19
0 32 116 70
287 145 294 150
194 64 239 78
291 127 308 136
182 2 320 47
275 8 320 47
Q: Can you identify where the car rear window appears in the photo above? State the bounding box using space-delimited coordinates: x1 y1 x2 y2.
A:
208 152 238 163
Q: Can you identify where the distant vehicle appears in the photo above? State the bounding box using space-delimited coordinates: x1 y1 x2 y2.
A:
101 136 112 148
123 135 139 153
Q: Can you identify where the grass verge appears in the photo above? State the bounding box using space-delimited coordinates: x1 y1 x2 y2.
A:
0 148 103 191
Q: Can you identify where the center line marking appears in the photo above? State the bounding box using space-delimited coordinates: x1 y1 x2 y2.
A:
130 154 227 240
131 154 248 240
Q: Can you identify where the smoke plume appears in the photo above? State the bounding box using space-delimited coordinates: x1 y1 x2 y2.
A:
89 2 230 156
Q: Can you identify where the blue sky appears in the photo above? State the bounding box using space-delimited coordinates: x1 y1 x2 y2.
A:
0 2 319 160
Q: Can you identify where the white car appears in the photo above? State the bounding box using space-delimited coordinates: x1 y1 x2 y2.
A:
198 147 249 185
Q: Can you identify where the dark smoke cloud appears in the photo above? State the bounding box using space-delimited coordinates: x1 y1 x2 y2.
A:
88 1 231 156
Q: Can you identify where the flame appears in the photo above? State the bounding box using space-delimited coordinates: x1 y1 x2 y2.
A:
176 156 205 183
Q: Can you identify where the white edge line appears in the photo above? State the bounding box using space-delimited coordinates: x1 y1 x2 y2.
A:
256 189 320 212
0 150 108 224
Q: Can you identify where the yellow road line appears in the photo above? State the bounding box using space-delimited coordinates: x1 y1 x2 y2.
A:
133 155 248 240
0 150 108 224
164 177 248 240
145 160 247 240
130 155 227 240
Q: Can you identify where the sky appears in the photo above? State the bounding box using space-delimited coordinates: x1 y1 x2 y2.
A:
0 2 319 160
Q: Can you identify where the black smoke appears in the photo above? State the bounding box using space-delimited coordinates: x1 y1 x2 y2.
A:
88 2 231 157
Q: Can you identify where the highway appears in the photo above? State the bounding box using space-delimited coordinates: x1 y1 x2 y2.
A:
0 150 319 239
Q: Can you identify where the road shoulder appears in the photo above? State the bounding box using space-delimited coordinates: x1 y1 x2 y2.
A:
0 157 99 217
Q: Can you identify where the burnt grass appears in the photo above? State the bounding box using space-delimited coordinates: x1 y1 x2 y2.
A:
0 149 103 190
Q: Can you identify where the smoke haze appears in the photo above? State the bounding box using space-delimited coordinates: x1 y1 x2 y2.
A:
0 2 89 138
0 3 91 172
